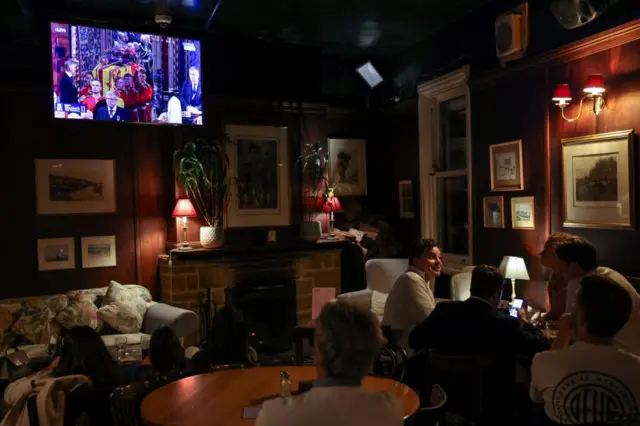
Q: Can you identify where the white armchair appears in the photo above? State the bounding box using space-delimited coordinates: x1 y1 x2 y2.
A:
338 259 409 321
450 272 472 301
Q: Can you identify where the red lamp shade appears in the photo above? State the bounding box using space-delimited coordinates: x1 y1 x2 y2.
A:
317 194 343 213
552 84 572 104
172 198 197 218
583 74 605 94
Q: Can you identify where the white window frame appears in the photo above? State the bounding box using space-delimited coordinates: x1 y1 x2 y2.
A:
417 65 472 273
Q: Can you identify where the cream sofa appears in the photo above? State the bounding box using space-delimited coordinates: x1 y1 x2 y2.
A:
0 281 198 361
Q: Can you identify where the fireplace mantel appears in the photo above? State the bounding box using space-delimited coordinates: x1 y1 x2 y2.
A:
158 241 348 342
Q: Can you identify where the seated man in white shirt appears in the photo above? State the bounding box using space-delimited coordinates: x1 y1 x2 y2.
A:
542 233 640 355
381 238 442 348
257 301 403 426
530 274 640 425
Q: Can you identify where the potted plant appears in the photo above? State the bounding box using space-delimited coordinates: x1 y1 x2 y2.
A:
174 136 230 248
297 143 339 240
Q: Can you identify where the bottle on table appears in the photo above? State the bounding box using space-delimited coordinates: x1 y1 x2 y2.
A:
280 370 292 398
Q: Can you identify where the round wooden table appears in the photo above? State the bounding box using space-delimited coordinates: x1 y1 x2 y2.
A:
141 366 420 426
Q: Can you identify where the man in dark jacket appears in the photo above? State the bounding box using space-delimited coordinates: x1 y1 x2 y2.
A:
409 264 549 423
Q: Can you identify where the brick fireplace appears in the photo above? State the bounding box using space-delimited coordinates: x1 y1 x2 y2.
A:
158 247 342 343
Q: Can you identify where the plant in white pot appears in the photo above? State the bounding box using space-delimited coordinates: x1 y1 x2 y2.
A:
174 136 230 249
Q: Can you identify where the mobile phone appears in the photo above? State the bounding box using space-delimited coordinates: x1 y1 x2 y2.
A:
510 298 524 318
242 407 261 419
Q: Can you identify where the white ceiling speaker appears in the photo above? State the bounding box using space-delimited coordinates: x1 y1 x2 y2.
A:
495 2 529 67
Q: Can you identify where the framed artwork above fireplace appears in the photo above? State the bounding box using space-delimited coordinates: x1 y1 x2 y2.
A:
225 124 291 228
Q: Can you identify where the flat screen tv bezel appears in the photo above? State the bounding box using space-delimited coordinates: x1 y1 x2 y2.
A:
48 20 204 127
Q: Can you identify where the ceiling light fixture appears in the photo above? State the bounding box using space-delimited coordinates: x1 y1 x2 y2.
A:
552 74 605 122
356 62 383 88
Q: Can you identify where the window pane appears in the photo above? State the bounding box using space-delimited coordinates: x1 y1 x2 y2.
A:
436 176 468 256
439 96 467 170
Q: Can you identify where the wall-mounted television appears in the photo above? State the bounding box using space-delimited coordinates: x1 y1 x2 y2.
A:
50 22 203 125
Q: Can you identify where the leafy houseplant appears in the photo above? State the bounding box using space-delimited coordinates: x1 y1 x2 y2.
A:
174 136 230 248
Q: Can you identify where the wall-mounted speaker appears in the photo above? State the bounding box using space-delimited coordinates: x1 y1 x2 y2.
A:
495 2 529 66
550 0 610 29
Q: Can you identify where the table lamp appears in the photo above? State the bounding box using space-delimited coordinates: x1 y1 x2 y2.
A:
498 256 529 301
172 198 197 250
316 189 342 238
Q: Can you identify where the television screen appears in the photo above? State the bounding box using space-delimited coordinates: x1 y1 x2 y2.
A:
50 22 203 125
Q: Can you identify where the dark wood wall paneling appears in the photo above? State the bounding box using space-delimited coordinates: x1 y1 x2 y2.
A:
368 99 421 247
471 69 549 280
471 20 640 280
1 32 368 299
549 38 640 279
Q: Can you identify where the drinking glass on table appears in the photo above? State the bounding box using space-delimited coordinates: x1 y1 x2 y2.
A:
114 336 128 361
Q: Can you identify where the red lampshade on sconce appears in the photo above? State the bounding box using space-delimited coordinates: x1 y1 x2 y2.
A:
551 74 605 122
172 199 197 250
583 74 605 94
552 84 572 106
316 190 342 238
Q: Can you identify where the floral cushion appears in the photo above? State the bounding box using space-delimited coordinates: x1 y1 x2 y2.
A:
0 303 25 335
55 289 106 330
97 282 151 333
11 296 67 344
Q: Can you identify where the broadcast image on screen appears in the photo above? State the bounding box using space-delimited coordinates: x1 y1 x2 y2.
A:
50 22 203 125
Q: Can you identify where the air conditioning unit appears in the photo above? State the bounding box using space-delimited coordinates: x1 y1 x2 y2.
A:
495 2 529 66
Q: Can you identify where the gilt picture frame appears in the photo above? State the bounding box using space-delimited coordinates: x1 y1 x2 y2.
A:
81 235 117 269
35 159 116 215
489 140 524 191
328 139 368 196
561 130 634 230
483 196 505 228
225 124 291 228
511 196 535 230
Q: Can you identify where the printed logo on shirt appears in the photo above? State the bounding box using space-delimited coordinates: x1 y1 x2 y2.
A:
552 371 639 424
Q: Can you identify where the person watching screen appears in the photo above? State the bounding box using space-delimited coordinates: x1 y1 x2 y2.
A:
381 238 442 348
257 301 403 426
530 274 640 425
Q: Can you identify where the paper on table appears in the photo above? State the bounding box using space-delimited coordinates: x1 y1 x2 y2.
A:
312 287 336 319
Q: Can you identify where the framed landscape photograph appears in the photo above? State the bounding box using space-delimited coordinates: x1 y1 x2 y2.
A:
225 125 291 228
511 196 535 230
483 196 505 228
35 159 116 215
490 140 524 191
561 130 634 229
37 237 75 271
328 139 368 196
81 235 116 268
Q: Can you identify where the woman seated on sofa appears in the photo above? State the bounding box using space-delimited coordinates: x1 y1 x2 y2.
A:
133 326 188 381
3 326 124 424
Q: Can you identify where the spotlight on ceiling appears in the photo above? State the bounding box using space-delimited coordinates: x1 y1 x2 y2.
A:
356 61 383 88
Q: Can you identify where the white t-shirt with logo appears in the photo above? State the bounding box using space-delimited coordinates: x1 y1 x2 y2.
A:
530 342 640 424
566 267 640 356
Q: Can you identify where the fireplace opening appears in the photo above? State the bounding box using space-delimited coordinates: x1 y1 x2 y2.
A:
230 273 297 356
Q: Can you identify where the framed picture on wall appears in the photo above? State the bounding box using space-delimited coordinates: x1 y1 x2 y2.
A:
37 237 75 271
81 235 117 268
489 140 524 191
225 125 291 228
328 139 368 196
483 196 505 228
35 159 116 215
561 130 634 229
511 196 535 230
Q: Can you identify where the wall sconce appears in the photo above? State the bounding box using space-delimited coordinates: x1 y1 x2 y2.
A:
552 74 605 122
